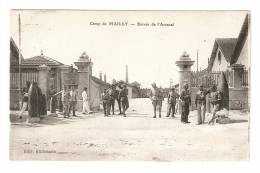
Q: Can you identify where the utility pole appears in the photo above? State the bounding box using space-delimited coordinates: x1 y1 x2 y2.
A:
196 49 199 86
18 14 22 108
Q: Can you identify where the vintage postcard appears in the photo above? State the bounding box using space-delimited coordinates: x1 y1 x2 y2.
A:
9 10 250 161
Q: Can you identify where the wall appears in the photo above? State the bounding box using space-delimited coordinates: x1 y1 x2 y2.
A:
236 36 250 70
189 87 249 111
229 87 248 110
211 48 230 71
10 89 20 110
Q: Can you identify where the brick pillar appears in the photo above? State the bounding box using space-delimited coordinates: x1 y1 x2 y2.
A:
74 52 93 112
231 64 244 88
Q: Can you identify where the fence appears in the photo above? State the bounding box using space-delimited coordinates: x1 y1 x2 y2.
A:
191 69 249 88
10 71 38 89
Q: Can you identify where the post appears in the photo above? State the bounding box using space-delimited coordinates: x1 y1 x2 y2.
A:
18 14 22 109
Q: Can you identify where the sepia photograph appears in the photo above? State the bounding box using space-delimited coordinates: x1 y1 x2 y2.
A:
9 10 250 161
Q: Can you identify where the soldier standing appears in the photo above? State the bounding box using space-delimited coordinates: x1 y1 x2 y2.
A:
195 85 210 125
150 83 164 118
63 88 71 118
118 84 129 117
110 85 118 115
180 83 191 123
101 89 112 116
208 84 222 125
166 87 179 118
69 86 78 117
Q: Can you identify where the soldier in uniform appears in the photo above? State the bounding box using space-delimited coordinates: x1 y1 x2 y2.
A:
180 83 191 123
195 85 210 125
118 84 129 117
49 85 57 114
166 87 179 118
110 85 119 115
102 88 113 116
69 86 78 116
150 82 164 118
208 84 222 125
63 88 71 118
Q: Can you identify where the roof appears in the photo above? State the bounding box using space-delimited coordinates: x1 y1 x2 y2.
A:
22 54 64 66
10 38 24 65
208 38 237 71
230 14 249 65
91 76 110 86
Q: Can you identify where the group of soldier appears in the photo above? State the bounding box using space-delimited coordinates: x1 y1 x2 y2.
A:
19 79 223 125
101 83 129 117
150 82 223 125
49 86 90 118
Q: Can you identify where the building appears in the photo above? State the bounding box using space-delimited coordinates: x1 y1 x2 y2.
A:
10 38 110 111
192 14 250 110
208 14 250 72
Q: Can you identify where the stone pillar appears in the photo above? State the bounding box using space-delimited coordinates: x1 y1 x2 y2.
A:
74 52 93 112
59 65 71 88
175 51 195 93
175 52 194 114
231 64 244 88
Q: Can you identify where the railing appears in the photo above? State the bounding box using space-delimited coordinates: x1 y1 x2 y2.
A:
10 71 38 89
242 70 249 88
191 70 243 88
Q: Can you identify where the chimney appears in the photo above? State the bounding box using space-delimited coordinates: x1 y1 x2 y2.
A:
99 72 102 81
125 65 128 83
104 73 107 83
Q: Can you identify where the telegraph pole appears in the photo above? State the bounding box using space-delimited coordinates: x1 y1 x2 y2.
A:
18 14 22 108
196 49 199 86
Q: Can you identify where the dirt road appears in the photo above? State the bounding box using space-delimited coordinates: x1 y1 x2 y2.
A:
10 98 249 161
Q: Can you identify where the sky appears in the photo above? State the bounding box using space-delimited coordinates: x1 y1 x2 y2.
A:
10 10 247 88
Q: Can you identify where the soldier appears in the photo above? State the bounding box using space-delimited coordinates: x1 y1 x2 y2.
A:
180 83 191 123
53 85 67 115
18 87 29 119
102 88 113 116
195 85 210 125
63 88 71 118
150 82 164 118
208 84 222 125
110 85 118 115
49 85 57 114
118 84 129 117
166 87 179 118
69 86 78 116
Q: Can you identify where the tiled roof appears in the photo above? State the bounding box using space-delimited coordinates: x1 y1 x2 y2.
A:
216 38 237 62
208 38 237 71
230 14 249 65
91 76 110 86
22 55 64 66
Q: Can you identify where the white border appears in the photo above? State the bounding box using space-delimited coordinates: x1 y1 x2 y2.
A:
1 0 260 173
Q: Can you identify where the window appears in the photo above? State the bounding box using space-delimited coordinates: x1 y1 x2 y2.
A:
217 51 221 65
